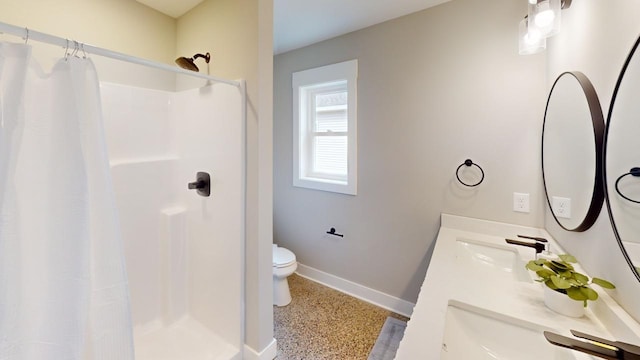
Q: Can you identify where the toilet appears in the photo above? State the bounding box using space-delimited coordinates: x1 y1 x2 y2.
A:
273 244 297 306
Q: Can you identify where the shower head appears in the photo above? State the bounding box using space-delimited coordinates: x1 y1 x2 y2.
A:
175 52 210 72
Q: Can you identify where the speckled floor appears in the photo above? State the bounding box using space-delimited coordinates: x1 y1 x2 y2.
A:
273 274 409 360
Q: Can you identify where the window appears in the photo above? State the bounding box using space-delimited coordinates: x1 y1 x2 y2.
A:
292 60 358 195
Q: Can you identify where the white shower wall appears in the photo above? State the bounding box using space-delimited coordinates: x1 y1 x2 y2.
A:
101 82 244 359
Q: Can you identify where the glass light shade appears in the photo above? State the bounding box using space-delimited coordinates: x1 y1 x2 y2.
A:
528 0 561 38
519 17 546 55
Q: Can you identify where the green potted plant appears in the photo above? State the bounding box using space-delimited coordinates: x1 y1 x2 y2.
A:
526 254 615 317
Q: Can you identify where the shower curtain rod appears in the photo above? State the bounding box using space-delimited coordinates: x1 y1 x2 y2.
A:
0 21 241 88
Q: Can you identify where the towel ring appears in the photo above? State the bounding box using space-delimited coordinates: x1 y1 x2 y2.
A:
456 159 485 187
615 167 640 203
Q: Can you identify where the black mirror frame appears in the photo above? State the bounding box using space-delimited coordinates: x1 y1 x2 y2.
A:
542 71 605 232
603 35 640 282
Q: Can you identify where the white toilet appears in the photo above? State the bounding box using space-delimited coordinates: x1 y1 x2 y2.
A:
273 244 297 306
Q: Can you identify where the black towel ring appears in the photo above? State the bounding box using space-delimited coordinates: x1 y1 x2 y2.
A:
456 159 485 187
615 167 640 204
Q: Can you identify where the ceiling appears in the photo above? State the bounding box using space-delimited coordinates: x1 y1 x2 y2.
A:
136 0 205 18
137 0 451 55
273 0 450 55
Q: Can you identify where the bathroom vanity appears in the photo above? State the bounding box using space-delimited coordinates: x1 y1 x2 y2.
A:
395 214 640 359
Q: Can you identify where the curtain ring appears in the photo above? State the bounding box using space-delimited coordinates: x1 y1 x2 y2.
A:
81 43 87 59
23 27 29 44
63 39 70 60
456 159 485 187
72 40 79 58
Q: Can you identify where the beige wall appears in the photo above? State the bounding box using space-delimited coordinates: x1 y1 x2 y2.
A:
0 0 175 62
177 0 257 82
0 0 177 89
177 0 274 354
274 0 546 303
545 0 640 323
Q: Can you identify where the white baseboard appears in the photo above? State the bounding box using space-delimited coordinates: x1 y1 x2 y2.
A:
243 338 277 360
295 263 415 318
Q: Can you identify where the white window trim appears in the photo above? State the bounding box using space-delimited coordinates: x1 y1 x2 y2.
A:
292 59 358 195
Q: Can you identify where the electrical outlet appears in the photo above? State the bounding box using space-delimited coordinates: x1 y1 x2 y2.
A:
552 196 571 219
513 192 530 213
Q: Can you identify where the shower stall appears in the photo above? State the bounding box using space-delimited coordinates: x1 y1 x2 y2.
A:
103 82 244 360
0 22 245 360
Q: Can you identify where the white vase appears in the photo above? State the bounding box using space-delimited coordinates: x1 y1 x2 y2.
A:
543 286 585 318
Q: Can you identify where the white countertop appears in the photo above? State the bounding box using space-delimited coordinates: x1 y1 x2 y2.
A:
395 214 640 359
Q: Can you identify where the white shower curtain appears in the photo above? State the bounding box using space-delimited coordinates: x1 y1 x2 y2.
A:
0 43 134 359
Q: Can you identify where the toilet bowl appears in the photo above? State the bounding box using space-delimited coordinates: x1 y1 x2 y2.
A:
273 244 297 306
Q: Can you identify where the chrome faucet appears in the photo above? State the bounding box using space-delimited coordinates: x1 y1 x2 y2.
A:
544 329 640 359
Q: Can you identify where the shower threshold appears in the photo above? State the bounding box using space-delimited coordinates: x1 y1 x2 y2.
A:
133 316 239 360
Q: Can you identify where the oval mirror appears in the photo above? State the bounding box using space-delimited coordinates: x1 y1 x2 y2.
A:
542 71 605 232
605 36 640 280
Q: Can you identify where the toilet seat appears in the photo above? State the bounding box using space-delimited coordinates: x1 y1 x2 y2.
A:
273 246 296 268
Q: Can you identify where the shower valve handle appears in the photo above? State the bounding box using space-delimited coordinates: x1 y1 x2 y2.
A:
188 172 211 197
188 180 205 189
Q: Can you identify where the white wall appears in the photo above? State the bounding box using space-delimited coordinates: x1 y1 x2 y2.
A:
101 84 175 161
177 0 275 354
545 0 640 322
104 83 245 352
174 84 244 349
274 0 546 303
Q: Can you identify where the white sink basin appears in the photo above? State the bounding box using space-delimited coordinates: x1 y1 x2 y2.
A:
441 301 595 360
455 238 532 283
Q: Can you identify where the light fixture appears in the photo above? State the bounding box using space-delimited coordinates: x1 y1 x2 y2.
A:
519 0 571 55
519 17 546 55
528 0 561 37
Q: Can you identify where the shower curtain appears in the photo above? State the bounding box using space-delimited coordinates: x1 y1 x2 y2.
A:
0 43 134 359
